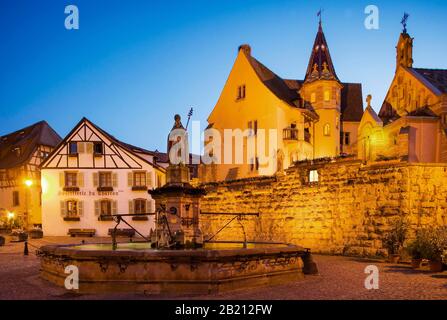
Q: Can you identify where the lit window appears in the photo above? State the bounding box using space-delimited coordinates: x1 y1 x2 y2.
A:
311 92 316 103
309 170 319 183
66 200 78 217
323 124 331 136
324 90 330 101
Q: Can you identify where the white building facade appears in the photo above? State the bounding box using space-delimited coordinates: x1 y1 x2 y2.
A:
41 118 167 237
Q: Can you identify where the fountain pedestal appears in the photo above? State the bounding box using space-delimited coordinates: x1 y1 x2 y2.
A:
149 164 206 249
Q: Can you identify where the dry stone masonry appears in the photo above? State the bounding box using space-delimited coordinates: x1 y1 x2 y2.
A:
200 160 447 256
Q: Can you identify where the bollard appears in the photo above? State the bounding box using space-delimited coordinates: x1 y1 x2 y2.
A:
24 241 29 256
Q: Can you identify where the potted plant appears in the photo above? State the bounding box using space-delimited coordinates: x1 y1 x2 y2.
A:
406 239 423 269
383 219 408 263
415 227 447 272
426 227 447 272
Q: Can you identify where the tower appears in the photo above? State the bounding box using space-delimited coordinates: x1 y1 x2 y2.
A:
300 19 343 158
396 13 413 69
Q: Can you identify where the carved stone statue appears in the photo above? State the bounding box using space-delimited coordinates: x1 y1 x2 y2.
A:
366 94 372 108
167 114 188 165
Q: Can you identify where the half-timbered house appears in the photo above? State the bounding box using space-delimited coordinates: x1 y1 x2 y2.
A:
0 121 62 229
40 118 167 237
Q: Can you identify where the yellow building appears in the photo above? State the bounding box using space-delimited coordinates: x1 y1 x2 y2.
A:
202 21 364 182
0 121 61 229
358 26 447 163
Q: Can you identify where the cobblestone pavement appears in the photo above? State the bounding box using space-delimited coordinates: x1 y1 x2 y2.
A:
0 236 446 300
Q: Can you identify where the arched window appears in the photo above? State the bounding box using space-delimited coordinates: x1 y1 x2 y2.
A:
323 123 331 136
324 90 330 101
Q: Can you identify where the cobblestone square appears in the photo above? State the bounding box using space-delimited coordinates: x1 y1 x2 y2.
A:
0 237 446 300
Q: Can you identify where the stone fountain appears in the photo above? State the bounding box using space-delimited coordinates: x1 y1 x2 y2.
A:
38 114 317 294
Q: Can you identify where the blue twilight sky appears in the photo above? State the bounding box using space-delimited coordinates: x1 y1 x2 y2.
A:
1 0 446 152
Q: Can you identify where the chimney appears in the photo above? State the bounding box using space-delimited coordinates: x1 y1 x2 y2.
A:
238 44 251 56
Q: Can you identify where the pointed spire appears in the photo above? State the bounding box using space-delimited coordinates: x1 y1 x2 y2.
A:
304 19 339 83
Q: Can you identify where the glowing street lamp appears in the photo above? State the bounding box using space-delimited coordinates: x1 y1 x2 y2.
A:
24 179 33 187
7 212 15 220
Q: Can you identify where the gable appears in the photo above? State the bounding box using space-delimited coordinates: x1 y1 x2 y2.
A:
42 119 159 170
207 49 301 128
379 66 441 124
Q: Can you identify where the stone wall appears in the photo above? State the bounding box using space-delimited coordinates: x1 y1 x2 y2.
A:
199 160 447 256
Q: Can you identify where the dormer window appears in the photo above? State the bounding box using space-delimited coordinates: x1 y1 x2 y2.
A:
94 142 104 155
237 85 246 100
12 147 21 157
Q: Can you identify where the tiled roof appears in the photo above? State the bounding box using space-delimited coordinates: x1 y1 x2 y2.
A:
340 83 364 122
244 52 363 122
0 121 62 169
378 101 400 125
247 56 302 108
304 23 339 83
412 68 447 94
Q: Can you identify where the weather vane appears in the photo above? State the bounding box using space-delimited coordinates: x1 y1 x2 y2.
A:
401 12 409 33
185 107 193 130
317 8 324 25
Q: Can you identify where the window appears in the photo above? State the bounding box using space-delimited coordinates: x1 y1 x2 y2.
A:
324 90 330 101
237 85 246 100
69 142 78 155
248 120 258 136
99 172 112 188
311 92 316 103
250 157 259 172
134 172 146 187
41 151 50 159
13 191 20 207
323 124 331 136
94 142 104 155
309 170 319 183
134 199 146 214
65 172 77 187
100 200 112 216
340 132 350 146
12 147 21 157
66 200 78 217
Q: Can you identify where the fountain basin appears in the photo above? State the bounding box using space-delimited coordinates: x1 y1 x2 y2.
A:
39 242 313 294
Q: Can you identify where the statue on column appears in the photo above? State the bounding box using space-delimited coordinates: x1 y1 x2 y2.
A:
167 114 189 165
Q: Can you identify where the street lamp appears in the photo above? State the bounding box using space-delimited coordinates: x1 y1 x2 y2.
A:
7 212 15 220
25 179 33 187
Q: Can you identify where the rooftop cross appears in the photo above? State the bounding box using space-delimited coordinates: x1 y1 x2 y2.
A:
401 12 410 33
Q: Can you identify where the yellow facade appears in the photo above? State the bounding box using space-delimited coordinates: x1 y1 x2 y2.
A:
206 47 313 182
202 23 363 182
358 29 447 163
